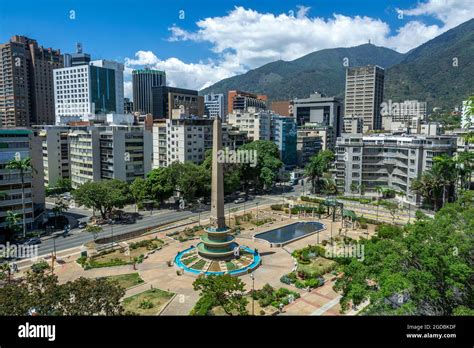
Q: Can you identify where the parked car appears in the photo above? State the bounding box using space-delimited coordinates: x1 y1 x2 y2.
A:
25 237 41 245
234 197 247 204
78 221 87 229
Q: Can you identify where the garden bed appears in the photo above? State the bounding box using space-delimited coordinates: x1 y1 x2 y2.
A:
101 273 144 289
122 288 174 315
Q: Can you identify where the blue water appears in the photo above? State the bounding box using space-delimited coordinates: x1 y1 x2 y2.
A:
174 245 261 276
254 221 324 244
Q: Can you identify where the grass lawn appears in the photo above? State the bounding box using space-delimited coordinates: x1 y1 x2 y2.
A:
102 273 144 289
297 257 337 277
79 239 164 269
122 288 175 315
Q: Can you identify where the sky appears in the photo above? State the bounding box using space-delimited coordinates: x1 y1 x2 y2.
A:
1 0 473 99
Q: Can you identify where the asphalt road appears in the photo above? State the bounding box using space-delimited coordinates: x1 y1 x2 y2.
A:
37 191 295 257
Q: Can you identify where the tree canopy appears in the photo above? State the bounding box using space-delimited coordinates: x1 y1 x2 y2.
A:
334 191 474 315
72 179 131 219
0 270 125 315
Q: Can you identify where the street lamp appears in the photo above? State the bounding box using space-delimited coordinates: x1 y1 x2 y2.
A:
256 202 259 223
250 273 255 315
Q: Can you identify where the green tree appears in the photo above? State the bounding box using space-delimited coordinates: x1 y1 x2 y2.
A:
129 177 149 210
192 274 248 316
201 149 241 195
145 167 175 205
85 225 103 240
52 198 69 218
6 157 35 238
0 270 125 315
238 141 283 191
72 180 131 219
334 191 473 315
304 150 334 194
350 182 359 197
5 211 21 234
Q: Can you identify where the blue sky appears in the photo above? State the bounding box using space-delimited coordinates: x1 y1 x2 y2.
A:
1 0 472 96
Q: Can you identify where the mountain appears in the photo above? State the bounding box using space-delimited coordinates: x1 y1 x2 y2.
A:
200 44 404 101
384 19 474 110
200 19 474 111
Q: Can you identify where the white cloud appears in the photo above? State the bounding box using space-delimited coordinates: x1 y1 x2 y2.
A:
124 2 474 95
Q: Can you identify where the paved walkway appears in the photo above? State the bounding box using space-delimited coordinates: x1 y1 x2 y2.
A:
280 279 342 316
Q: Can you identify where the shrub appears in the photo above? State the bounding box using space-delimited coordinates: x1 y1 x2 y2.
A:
138 299 154 309
31 261 50 273
294 280 305 289
280 274 292 285
304 278 320 289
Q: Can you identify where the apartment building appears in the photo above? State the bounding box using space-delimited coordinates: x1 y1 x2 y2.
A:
227 107 272 141
69 125 152 188
37 126 71 187
0 35 63 127
344 65 384 132
0 129 45 239
334 133 457 204
296 124 324 167
152 119 248 168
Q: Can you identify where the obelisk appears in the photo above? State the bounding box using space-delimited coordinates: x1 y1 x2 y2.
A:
211 117 226 228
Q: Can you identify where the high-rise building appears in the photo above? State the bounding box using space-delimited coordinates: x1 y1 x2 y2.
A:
153 118 213 168
0 35 63 127
90 60 124 114
204 93 225 119
296 124 325 166
271 116 297 168
152 119 248 168
151 86 204 119
64 43 91 67
227 90 267 115
344 65 384 132
334 133 457 204
37 126 71 187
227 107 272 141
69 125 152 188
132 68 166 115
124 98 134 114
54 64 117 124
0 129 45 240
292 92 344 143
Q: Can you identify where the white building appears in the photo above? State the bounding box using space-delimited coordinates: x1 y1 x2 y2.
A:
227 107 272 141
204 93 225 120
68 125 152 188
54 63 120 125
152 118 248 168
37 126 71 187
334 133 457 204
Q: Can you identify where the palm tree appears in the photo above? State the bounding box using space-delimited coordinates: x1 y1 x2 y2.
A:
5 210 21 237
433 155 457 207
6 157 35 238
411 168 444 211
304 150 334 194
